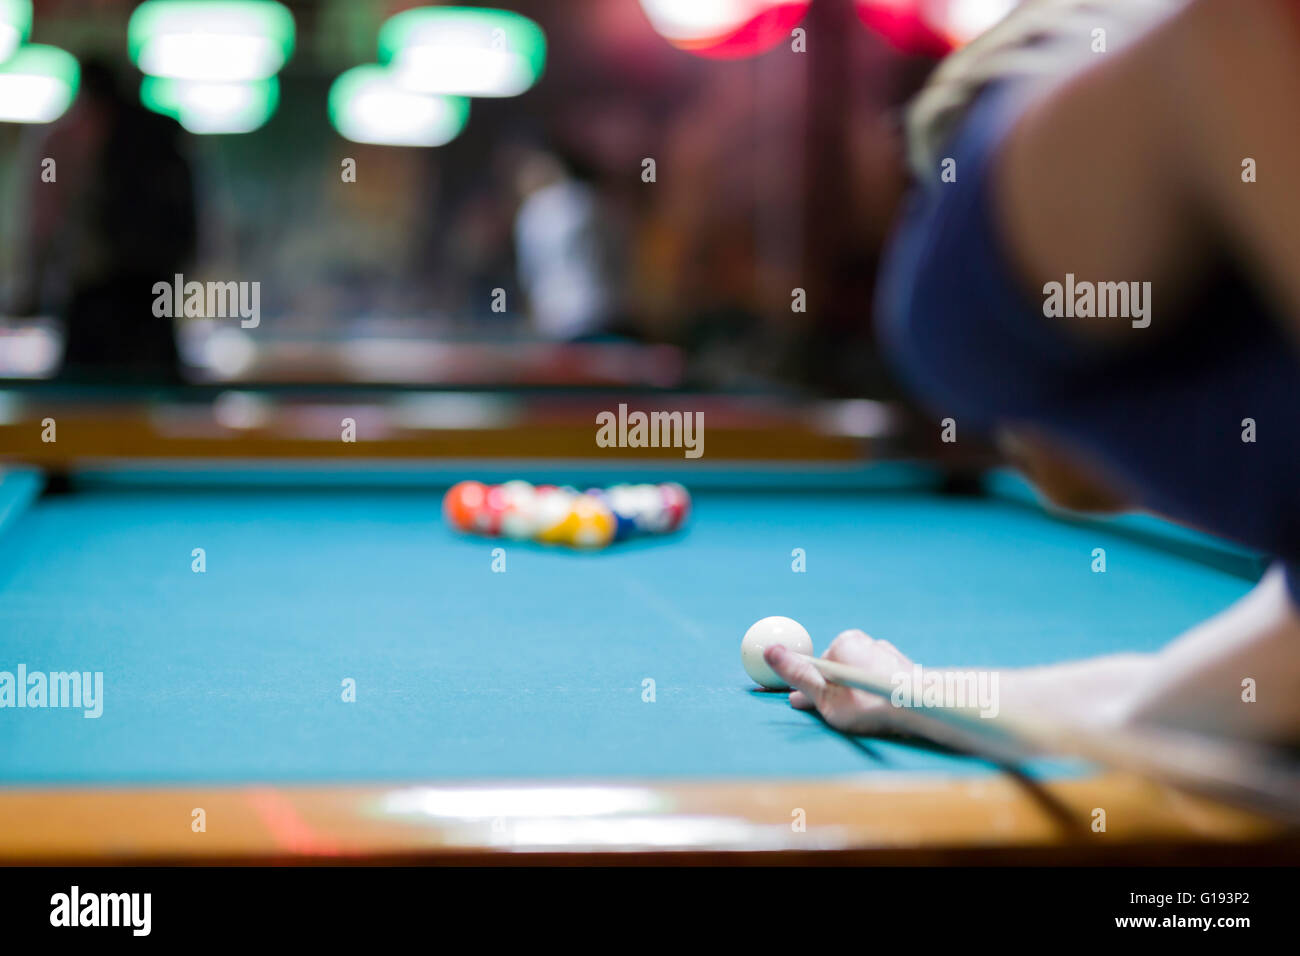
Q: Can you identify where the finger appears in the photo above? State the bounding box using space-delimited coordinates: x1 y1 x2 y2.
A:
871 638 903 657
789 690 814 710
825 629 872 659
826 704 915 738
764 644 827 702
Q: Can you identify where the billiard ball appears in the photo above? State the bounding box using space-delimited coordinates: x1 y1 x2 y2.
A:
443 480 487 532
629 483 671 534
602 484 641 540
473 484 510 536
566 493 617 549
498 480 539 539
532 491 615 548
660 482 691 532
741 616 813 690
533 485 579 544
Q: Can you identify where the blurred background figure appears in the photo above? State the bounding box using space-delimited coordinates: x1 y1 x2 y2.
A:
513 147 624 342
10 57 195 382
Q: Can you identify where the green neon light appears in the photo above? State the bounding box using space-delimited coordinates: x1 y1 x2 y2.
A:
140 75 279 134
129 0 295 79
378 6 545 97
0 0 32 38
0 44 79 123
328 64 469 147
0 0 33 62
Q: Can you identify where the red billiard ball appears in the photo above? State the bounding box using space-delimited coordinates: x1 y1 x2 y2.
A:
660 482 691 532
443 480 487 532
472 484 511 536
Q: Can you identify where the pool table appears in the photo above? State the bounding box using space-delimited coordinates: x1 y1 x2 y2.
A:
1 446 1296 864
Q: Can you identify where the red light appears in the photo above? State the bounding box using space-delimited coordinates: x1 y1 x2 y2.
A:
640 1 813 60
856 1 954 58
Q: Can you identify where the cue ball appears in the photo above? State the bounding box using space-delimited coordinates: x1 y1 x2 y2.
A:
741 616 812 690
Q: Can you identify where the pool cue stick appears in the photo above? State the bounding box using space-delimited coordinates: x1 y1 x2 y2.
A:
800 654 1300 825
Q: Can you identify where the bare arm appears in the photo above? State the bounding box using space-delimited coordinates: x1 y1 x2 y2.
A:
1119 567 1300 745
996 0 1300 343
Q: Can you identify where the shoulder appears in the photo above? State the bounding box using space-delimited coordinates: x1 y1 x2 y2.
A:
904 0 1186 181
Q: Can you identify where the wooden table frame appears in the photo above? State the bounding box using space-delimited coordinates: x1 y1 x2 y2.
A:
3 773 1297 865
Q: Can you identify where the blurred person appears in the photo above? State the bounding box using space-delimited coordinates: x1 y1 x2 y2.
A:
765 0 1300 747
512 148 624 341
10 58 195 381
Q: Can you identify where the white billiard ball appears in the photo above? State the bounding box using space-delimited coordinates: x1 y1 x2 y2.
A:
741 616 813 690
498 480 539 539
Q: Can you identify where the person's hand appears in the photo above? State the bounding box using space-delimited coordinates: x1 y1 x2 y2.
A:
764 629 916 736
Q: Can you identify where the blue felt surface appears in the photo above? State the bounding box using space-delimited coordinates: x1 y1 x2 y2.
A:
0 475 1253 785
